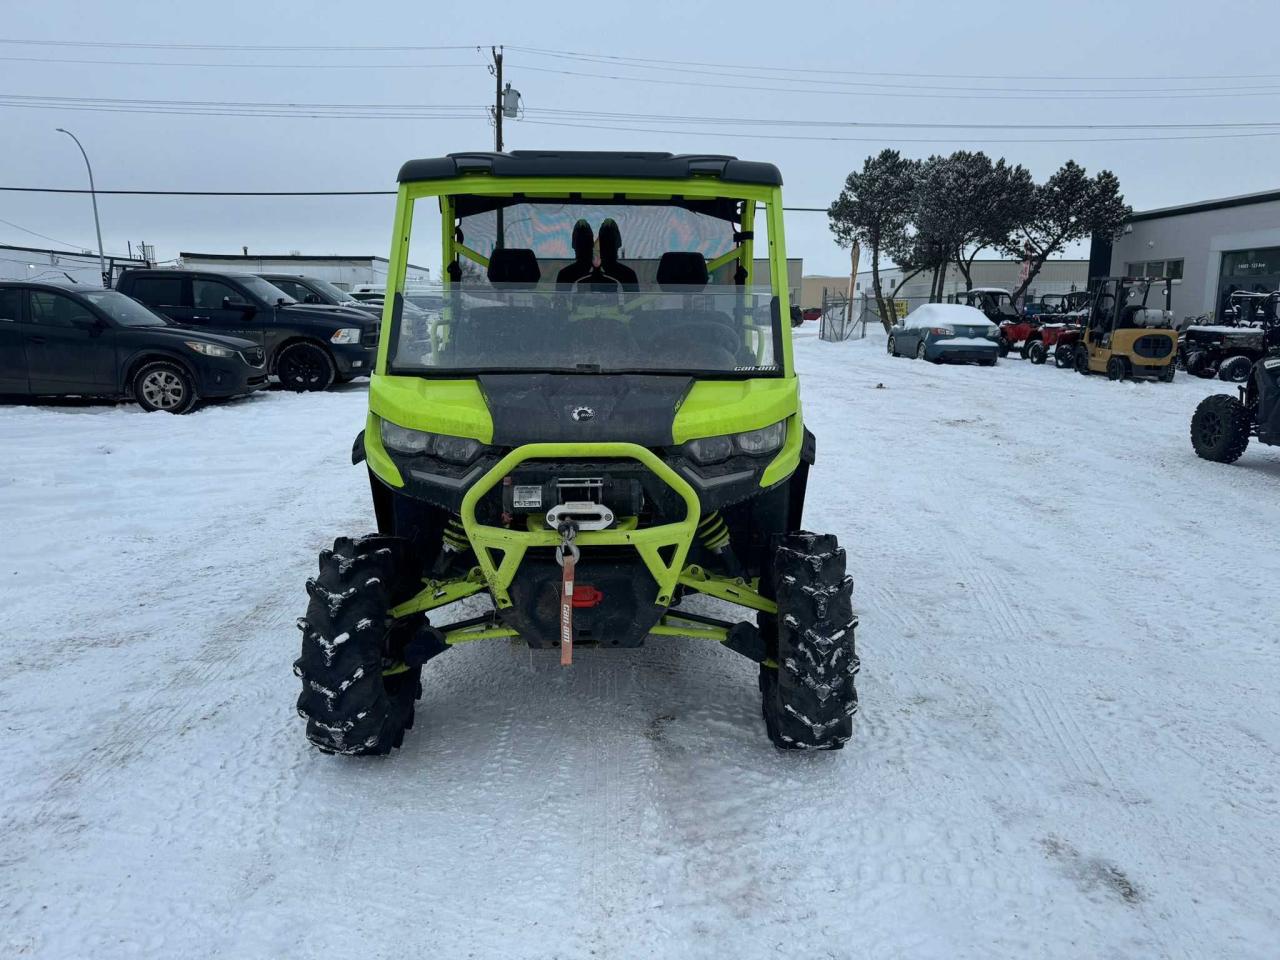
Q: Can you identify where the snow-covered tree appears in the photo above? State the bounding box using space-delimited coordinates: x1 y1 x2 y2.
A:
1006 161 1131 302
829 150 919 331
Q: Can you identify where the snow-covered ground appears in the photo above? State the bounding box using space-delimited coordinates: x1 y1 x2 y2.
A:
2 331 1278 959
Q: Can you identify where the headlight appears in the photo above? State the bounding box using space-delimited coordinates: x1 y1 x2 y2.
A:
330 327 363 344
684 435 734 465
380 420 434 455
185 340 235 357
684 420 787 464
379 419 485 463
433 434 483 464
734 421 787 455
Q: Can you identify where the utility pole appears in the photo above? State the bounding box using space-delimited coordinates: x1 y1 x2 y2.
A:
492 45 505 248
56 128 107 287
492 45 504 151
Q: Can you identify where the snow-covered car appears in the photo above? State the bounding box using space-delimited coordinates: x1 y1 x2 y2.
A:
887 303 1001 365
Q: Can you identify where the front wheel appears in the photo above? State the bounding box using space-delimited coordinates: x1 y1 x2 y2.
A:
998 338 1011 359
1054 345 1074 369
276 342 336 392
1074 346 1091 376
1027 340 1047 364
916 341 926 361
295 535 426 755
1218 355 1254 383
1107 357 1128 381
887 336 897 356
133 360 197 414
1190 394 1252 463
1185 351 1215 378
759 532 859 750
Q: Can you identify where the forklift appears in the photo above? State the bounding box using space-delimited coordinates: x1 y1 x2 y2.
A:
1074 277 1178 381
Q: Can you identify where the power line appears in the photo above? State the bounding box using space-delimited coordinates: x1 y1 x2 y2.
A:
507 44 1280 83
0 216 90 251
523 107 1280 132
3 93 1275 134
0 38 487 52
517 117 1280 145
516 62 1280 101
0 54 485 70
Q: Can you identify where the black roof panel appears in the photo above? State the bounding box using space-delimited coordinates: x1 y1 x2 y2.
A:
397 151 782 187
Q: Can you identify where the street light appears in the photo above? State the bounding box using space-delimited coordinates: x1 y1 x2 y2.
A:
56 128 107 287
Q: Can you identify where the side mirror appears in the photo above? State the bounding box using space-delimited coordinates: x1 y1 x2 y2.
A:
72 315 106 333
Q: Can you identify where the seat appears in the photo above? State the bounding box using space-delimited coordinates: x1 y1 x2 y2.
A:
655 251 709 291
597 219 639 291
556 219 595 287
487 248 541 288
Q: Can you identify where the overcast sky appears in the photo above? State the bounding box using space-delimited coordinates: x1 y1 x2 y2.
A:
3 0 1277 276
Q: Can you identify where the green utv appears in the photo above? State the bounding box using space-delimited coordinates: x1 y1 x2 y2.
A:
294 152 859 754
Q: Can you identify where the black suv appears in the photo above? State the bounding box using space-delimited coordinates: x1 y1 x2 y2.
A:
117 269 378 390
0 281 265 414
256 273 381 320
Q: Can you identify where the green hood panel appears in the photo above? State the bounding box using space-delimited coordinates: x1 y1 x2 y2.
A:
369 374 495 442
671 377 800 443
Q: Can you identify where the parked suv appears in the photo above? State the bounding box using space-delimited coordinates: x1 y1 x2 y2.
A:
116 269 377 390
0 281 265 413
256 273 381 320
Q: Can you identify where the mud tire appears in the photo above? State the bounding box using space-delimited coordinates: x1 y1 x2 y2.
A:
759 532 859 751
1190 394 1252 464
295 535 423 756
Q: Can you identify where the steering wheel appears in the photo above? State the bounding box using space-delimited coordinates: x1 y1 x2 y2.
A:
666 322 742 356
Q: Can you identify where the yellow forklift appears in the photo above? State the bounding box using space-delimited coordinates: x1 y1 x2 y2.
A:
1074 276 1178 381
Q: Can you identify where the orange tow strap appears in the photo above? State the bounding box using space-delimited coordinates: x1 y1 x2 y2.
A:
559 548 575 666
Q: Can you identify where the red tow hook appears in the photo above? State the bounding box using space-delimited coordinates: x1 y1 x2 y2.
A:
571 586 604 608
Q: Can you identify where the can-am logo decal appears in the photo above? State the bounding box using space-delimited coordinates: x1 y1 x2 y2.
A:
571 406 595 422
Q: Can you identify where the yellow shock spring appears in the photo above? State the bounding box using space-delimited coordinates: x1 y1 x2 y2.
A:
697 511 732 552
442 515 469 552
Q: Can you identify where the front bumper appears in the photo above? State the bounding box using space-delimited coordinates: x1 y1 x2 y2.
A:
193 355 268 398
331 341 378 378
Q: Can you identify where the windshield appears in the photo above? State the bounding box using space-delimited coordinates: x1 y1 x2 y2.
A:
238 276 296 304
82 289 167 326
306 277 360 304
390 199 780 377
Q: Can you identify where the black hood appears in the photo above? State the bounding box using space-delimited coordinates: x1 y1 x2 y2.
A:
136 324 257 351
478 374 693 446
283 303 377 326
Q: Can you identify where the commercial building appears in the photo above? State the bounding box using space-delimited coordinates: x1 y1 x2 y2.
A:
0 243 148 285
178 252 432 289
1097 187 1280 323
801 258 1088 310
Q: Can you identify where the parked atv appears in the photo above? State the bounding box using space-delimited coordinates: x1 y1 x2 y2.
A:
1181 292 1277 383
1025 292 1090 366
950 288 1024 356
1190 352 1280 463
295 151 860 756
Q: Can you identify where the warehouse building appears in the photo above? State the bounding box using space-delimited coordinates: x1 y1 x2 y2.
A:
801 258 1088 311
1097 187 1280 323
0 243 148 285
178 252 431 289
